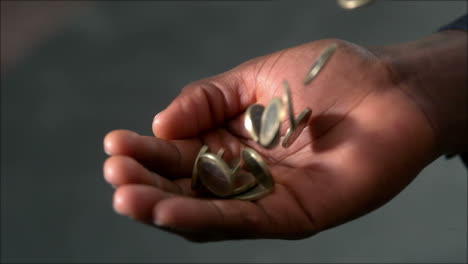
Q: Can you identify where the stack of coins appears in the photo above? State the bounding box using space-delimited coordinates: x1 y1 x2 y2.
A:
191 43 337 200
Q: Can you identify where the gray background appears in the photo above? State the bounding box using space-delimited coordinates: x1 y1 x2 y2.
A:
1 0 467 263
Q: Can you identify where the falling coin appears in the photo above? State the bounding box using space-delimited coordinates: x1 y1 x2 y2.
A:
337 0 375 9
282 108 312 148
303 43 337 85
191 145 210 190
197 153 234 197
259 98 284 148
283 80 296 130
231 148 274 201
244 104 265 142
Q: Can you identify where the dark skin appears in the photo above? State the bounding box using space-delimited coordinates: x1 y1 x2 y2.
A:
103 31 467 242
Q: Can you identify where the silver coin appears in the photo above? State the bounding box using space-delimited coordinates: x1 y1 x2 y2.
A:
229 157 241 176
231 148 274 201
283 80 296 130
242 148 274 189
191 145 210 190
244 104 265 142
282 108 312 148
231 170 258 195
216 148 225 158
337 0 375 9
197 153 233 197
230 183 273 201
303 43 337 85
259 98 284 148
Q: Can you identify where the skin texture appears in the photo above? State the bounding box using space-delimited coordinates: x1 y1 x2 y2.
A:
103 32 466 242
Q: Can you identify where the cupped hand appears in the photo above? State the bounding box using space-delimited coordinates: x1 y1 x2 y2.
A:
103 39 437 241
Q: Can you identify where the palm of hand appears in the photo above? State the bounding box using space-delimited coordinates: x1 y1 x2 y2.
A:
103 40 436 241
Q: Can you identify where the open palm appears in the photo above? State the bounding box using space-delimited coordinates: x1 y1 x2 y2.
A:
103 39 437 241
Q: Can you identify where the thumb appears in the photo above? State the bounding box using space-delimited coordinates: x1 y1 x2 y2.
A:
153 71 254 140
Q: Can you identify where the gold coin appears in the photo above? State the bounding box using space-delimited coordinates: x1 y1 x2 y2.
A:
303 43 337 85
337 0 375 9
191 145 209 190
283 80 296 130
231 148 274 201
282 108 312 148
259 98 284 148
244 104 265 142
197 153 233 197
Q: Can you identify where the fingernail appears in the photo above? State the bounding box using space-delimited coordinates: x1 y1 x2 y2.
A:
153 112 162 124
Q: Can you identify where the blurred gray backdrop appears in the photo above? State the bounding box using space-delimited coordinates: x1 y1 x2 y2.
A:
1 0 467 263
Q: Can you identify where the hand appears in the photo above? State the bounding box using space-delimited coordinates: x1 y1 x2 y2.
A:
103 38 439 241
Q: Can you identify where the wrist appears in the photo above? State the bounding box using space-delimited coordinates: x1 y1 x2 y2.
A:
374 31 468 155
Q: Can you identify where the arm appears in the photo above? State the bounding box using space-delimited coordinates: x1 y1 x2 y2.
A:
375 29 467 155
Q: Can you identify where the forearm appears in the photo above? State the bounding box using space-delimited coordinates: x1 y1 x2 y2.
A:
377 30 467 155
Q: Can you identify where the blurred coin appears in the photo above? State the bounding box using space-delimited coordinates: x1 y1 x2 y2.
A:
259 98 284 148
282 108 312 148
244 104 265 142
216 148 225 158
230 157 257 195
242 148 274 189
303 43 337 85
283 80 296 130
231 148 274 201
230 157 241 176
337 0 375 9
197 153 233 197
191 145 209 190
231 183 273 201
232 170 258 195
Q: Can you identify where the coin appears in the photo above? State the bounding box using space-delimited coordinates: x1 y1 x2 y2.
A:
283 80 296 130
216 148 225 158
303 43 337 85
244 104 265 142
230 183 273 201
230 157 241 176
191 145 210 190
242 148 274 189
259 98 284 148
197 153 233 197
337 0 375 9
232 170 258 195
231 148 274 201
282 108 312 148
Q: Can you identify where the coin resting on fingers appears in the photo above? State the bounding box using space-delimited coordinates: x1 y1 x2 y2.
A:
192 145 209 190
192 146 272 200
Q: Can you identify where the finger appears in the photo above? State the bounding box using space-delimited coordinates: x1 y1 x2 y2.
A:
104 129 201 179
113 184 173 223
104 155 190 194
153 73 255 140
153 197 273 239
